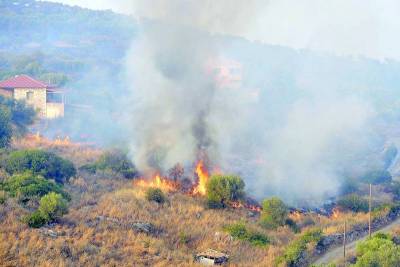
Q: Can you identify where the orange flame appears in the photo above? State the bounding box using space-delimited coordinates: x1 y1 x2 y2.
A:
331 208 340 219
230 201 262 212
192 161 209 196
135 174 179 192
289 211 302 221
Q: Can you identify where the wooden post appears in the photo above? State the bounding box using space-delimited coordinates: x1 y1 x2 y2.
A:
343 220 347 266
369 183 372 238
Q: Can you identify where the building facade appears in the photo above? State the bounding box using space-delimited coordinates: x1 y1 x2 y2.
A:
0 75 65 119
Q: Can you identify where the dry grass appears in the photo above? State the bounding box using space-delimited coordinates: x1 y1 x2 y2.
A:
0 175 284 266
13 134 103 167
1 136 388 266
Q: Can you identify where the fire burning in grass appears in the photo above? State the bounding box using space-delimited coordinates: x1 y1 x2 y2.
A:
135 174 180 192
134 161 210 194
192 160 209 196
331 208 341 219
134 160 263 212
230 201 262 212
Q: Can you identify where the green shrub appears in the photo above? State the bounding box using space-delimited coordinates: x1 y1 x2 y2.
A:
0 172 70 202
223 222 270 247
337 194 368 213
145 188 166 204
361 170 392 185
37 192 68 221
353 233 400 266
0 95 35 135
260 197 288 229
206 175 245 208
3 149 76 184
278 229 323 266
25 192 68 228
80 150 137 179
26 210 48 228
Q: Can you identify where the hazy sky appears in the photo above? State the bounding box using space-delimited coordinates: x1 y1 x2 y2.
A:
48 0 400 60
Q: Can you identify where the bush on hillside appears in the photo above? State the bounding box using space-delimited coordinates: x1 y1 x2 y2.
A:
223 222 270 247
38 192 68 220
26 210 48 228
260 197 289 229
0 172 70 202
337 194 369 213
26 192 68 228
145 188 166 204
0 95 36 135
353 233 400 267
3 149 76 184
80 150 137 179
278 229 323 266
206 174 245 209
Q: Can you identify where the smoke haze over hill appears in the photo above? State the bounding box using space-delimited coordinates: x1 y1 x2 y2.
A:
115 1 384 204
5 1 399 204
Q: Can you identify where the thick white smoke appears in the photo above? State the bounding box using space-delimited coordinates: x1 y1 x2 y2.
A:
121 1 378 204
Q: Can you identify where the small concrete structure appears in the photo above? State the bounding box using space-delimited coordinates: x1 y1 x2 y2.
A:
195 249 229 266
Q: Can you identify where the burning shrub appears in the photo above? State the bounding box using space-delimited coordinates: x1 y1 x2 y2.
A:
145 187 166 204
3 149 76 184
260 197 289 230
80 150 137 179
25 192 68 228
337 194 368 213
168 163 184 181
223 222 270 247
206 175 245 209
0 172 70 202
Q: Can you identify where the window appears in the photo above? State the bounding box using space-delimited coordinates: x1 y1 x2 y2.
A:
26 91 34 101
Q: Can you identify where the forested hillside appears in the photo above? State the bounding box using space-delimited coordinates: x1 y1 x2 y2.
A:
0 0 136 84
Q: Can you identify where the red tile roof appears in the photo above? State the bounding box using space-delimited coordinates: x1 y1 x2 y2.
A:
0 75 50 89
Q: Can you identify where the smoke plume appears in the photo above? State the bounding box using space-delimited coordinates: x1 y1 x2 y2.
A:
122 1 381 204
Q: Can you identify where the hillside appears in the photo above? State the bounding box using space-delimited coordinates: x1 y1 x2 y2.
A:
2 2 400 266
0 0 135 60
0 136 400 266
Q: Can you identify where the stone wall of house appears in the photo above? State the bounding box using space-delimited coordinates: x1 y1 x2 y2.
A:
14 88 47 117
46 102 64 119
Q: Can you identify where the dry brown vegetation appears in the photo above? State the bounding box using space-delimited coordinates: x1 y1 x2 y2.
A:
0 173 292 266
1 137 292 266
1 136 396 266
